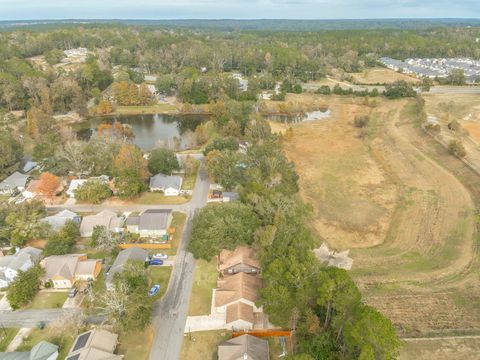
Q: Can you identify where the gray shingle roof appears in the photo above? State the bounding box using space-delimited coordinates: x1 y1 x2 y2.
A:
0 172 29 191
106 247 149 286
138 209 172 231
149 174 182 191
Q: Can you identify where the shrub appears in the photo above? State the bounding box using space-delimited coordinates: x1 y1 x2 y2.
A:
74 180 112 204
448 140 466 158
354 115 370 128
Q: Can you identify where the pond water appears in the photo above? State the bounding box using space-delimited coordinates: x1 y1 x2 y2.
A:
267 108 332 123
75 114 206 150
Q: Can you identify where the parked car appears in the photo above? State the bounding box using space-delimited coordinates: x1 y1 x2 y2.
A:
148 284 161 297
148 258 163 266
68 287 78 298
153 253 168 260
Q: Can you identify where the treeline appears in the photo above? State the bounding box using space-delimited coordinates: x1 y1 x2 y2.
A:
2 25 480 111
188 105 400 359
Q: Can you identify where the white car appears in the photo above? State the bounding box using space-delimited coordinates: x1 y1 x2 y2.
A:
153 253 168 260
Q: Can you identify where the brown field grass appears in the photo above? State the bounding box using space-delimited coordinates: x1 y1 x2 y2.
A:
351 68 420 85
277 93 480 337
400 336 480 360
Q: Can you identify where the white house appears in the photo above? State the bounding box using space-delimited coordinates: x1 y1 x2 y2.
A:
79 210 124 237
0 247 42 288
149 174 183 196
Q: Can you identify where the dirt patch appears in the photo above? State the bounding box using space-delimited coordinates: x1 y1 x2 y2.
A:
462 122 480 143
351 68 420 85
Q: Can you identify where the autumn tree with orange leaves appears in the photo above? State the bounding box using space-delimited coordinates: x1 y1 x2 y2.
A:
37 172 61 197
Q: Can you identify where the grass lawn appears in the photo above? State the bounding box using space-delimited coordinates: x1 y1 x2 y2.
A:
147 266 172 299
115 104 177 115
118 326 154 360
188 259 218 316
182 160 200 191
24 292 68 310
180 330 229 360
18 327 76 359
133 192 190 205
0 328 19 351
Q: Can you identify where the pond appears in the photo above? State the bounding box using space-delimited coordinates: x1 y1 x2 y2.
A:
75 113 206 150
267 108 332 123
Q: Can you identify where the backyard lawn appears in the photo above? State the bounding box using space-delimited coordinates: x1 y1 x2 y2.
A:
0 328 18 351
180 330 229 360
17 327 76 359
117 326 154 360
188 259 218 316
132 192 190 205
24 292 68 310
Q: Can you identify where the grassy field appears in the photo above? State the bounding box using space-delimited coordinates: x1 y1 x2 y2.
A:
17 327 75 359
351 67 420 85
180 330 230 360
188 259 218 316
147 266 172 299
118 326 154 360
131 192 190 205
115 104 177 115
279 93 480 336
400 337 480 360
0 328 18 351
24 292 68 310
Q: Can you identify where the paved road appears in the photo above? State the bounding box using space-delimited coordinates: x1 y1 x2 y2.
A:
0 309 78 327
148 162 210 360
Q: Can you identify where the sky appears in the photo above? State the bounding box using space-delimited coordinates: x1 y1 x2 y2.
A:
0 0 479 20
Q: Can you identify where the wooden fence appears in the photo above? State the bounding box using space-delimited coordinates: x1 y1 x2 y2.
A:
118 243 172 249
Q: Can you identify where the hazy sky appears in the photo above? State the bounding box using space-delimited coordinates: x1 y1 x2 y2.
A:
0 0 479 20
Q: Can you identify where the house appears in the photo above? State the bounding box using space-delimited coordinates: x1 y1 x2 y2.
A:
66 179 88 198
218 246 260 276
144 75 158 82
41 210 81 232
66 328 122 360
0 247 42 289
0 340 59 360
125 209 172 238
218 335 269 360
80 210 124 237
215 272 263 330
41 254 101 289
149 174 183 196
105 247 149 290
0 172 29 195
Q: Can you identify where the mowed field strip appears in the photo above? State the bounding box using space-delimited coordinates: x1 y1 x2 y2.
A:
275 94 480 336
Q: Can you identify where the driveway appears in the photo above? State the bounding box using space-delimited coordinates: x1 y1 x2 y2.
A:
0 295 12 311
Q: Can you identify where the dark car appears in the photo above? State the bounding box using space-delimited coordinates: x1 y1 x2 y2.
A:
148 258 164 266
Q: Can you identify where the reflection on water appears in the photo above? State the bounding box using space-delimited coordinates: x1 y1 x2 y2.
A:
268 108 332 123
75 114 206 150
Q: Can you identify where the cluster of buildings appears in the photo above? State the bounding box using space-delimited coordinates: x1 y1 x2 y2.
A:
0 170 184 203
379 57 480 83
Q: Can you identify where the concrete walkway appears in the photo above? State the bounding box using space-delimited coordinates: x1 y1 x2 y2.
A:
6 328 32 351
185 313 226 332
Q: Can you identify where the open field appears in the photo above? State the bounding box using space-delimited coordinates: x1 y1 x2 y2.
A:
350 67 420 85
400 336 480 360
278 93 480 336
180 330 229 360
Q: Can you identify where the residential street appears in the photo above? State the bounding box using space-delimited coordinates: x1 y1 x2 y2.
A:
149 162 209 360
0 309 78 327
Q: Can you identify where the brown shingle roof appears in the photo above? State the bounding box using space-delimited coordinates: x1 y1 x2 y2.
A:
218 246 260 272
218 334 269 360
226 302 255 325
215 273 263 307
